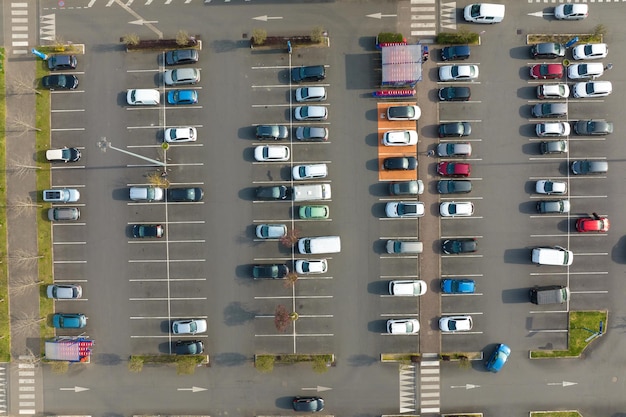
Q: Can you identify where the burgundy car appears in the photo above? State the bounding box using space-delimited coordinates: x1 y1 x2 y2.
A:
437 162 471 177
530 64 564 80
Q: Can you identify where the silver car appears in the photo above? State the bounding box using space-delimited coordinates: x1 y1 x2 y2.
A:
163 68 200 86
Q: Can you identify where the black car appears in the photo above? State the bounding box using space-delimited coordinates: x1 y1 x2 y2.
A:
440 45 470 61
383 156 417 171
438 122 471 138
536 199 570 214
530 42 565 59
573 120 613 136
256 125 288 140
252 264 288 279
389 180 423 196
438 86 471 102
174 340 204 355
132 224 164 238
165 49 199 66
295 126 329 142
292 396 325 412
47 55 77 71
442 238 477 254
291 65 325 83
256 186 289 200
42 74 79 90
167 187 204 202
437 180 472 194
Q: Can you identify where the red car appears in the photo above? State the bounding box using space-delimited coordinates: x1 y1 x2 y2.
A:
437 162 471 177
576 216 610 232
530 64 564 80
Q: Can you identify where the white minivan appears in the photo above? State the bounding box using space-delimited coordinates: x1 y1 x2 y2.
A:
298 236 341 254
531 246 573 266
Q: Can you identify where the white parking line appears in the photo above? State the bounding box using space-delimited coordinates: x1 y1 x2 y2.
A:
571 290 608 294
441 331 483 335
441 255 483 258
53 241 86 245
51 223 86 227
127 124 204 129
526 328 567 332
127 69 160 73
442 293 483 297
530 271 607 276
440 196 482 200
130 278 208 282
55 279 88 283
130 315 208 319
568 195 608 199
129 297 207 301
254 295 332 300
50 166 85 170
130 335 209 338
53 260 86 264
51 109 85 113
255 333 334 337
380 313 419 316
380 275 419 278
252 83 331 88
380 256 419 260
253 257 297 261
441 273 483 277
128 259 206 263
51 128 85 131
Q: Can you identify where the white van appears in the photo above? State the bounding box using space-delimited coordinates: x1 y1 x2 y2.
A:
386 240 423 254
292 164 328 180
531 246 573 266
298 236 341 254
464 3 505 23
293 183 331 202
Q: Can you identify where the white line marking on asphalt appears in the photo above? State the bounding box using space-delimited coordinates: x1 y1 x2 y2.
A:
51 128 86 131
51 223 86 226
380 275 419 279
255 333 334 337
131 335 208 338
53 260 86 264
126 69 160 73
254 295 333 299
129 297 207 301
530 271 607 276
380 312 420 316
51 109 85 112
53 241 87 245
128 259 206 263
130 315 208 319
527 329 567 332
571 290 608 294
441 273 483 277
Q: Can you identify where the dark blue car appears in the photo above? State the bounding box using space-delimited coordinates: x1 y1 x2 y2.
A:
485 343 511 373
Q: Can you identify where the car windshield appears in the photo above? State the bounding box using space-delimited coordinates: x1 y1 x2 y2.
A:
448 320 459 330
399 204 416 215
540 66 551 76
448 204 458 214
451 67 460 77
564 4 573 14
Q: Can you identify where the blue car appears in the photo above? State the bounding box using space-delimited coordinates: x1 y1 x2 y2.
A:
485 343 511 373
167 89 198 105
52 313 87 329
441 279 475 294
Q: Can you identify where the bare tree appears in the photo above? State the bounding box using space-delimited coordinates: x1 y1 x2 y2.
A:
8 116 41 136
19 347 42 366
8 159 40 179
7 196 41 217
9 275 43 296
146 171 170 188
283 272 299 288
10 76 41 96
12 312 45 337
7 250 43 268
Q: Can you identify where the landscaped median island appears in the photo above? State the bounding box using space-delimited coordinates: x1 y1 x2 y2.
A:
381 352 482 367
527 24 606 45
530 311 607 358
530 411 583 417
254 353 334 374
121 30 202 52
129 354 208 375
249 26 329 50
0 47 10 361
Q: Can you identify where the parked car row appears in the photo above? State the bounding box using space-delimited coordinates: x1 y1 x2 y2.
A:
251 65 336 280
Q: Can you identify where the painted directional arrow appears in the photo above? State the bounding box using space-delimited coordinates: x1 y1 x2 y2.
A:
451 384 480 389
253 15 283 22
60 386 89 392
367 12 398 19
528 11 554 17
302 386 332 392
129 19 159 25
547 381 577 387
177 386 207 393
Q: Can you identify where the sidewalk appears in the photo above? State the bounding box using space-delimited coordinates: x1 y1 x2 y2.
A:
4 1 45 415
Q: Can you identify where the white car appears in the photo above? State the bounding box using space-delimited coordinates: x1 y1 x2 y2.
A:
439 316 473 332
254 145 290 162
536 122 571 137
295 86 327 102
256 224 287 239
572 81 612 98
567 63 604 80
385 201 425 218
388 280 427 296
439 65 479 82
46 284 82 299
292 163 328 180
387 319 420 334
535 180 567 195
164 127 197 143
554 3 588 20
163 68 200 86
295 259 328 275
536 84 569 99
440 201 474 217
572 43 608 60
382 130 418 146
294 105 328 121
172 319 207 335
127 89 160 105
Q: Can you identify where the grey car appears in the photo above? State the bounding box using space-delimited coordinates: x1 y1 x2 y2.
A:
163 68 200 86
256 125 289 140
536 199 570 214
48 207 80 221
165 49 199 66
388 180 424 196
573 120 613 136
531 102 567 118
530 42 565 59
571 160 608 175
295 126 328 142
437 180 472 194
438 122 471 138
437 142 472 157
540 140 568 154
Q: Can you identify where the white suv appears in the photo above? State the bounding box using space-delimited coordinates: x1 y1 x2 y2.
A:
127 89 160 105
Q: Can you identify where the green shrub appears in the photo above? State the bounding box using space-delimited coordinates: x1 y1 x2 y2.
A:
255 355 275 372
251 29 267 45
311 26 325 43
436 29 479 45
377 32 404 44
176 356 198 375
128 356 144 373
